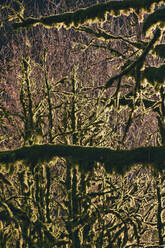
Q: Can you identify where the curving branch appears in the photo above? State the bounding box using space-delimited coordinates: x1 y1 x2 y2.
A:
12 0 162 30
143 7 165 35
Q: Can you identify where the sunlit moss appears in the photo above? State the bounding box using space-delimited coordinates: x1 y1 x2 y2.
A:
12 0 163 30
122 8 133 16
142 65 165 90
106 27 161 88
154 44 165 59
143 7 165 35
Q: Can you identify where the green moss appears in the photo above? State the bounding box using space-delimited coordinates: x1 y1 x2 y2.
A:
119 98 133 109
143 99 156 109
12 17 40 30
154 44 165 59
143 7 165 35
105 28 161 88
142 65 165 88
1 144 165 174
12 0 163 30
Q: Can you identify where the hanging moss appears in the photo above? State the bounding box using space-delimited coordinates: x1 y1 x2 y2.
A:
143 7 165 35
0 144 165 174
154 44 165 59
118 98 133 109
12 0 163 30
116 92 155 111
143 99 157 109
142 64 165 88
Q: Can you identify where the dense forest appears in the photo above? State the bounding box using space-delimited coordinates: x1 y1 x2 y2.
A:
1 0 165 247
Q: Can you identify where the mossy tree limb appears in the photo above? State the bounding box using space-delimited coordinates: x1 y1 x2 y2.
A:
77 26 147 50
1 144 165 174
105 28 161 88
143 7 165 35
12 0 163 30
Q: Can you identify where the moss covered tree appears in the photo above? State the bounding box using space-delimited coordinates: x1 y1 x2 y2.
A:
1 0 165 247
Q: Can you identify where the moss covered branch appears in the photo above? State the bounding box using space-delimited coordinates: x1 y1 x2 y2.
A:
105 28 161 88
1 144 165 174
12 0 162 30
143 7 165 35
78 26 146 50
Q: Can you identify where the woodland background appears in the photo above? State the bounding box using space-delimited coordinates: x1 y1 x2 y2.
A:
0 0 165 247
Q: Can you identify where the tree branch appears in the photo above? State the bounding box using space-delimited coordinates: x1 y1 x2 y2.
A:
1 143 165 174
105 28 161 88
12 0 162 30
